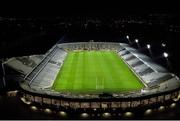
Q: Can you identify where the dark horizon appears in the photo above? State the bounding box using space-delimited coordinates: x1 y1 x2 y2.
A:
0 0 180 17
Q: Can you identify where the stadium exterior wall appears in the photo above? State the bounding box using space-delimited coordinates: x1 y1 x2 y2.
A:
19 81 180 110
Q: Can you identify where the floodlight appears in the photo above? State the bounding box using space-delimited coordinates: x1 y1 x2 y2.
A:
135 39 138 43
59 111 67 117
163 52 168 58
81 113 89 118
44 108 52 113
144 109 153 115
30 106 38 111
170 103 176 108
147 44 151 49
162 43 166 47
103 112 111 117
126 35 129 39
124 112 133 117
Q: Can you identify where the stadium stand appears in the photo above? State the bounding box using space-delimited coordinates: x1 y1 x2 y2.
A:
131 61 144 67
138 68 154 76
25 46 60 81
3 55 43 76
134 64 148 73
28 46 67 89
147 74 173 88
125 55 136 61
3 42 180 100
119 50 130 56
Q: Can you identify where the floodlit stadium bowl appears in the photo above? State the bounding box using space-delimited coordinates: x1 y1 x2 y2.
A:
4 42 180 110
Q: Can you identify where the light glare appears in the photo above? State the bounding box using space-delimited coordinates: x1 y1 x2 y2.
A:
162 43 166 47
163 52 168 58
135 39 138 43
147 44 151 49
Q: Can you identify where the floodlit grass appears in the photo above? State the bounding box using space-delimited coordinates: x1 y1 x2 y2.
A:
52 50 144 94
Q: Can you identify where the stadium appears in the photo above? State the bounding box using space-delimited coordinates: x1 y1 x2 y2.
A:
1 5 180 119
2 39 180 119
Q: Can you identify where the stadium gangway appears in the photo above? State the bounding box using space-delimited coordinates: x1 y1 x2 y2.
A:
125 55 136 61
138 68 154 76
131 61 144 67
28 47 67 87
120 50 130 56
25 46 59 83
29 47 61 79
149 74 173 84
24 45 58 80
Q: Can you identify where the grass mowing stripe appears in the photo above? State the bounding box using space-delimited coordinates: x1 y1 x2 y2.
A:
60 52 74 90
82 51 85 90
95 51 110 92
52 52 71 90
115 53 144 90
73 52 82 90
107 52 128 91
103 51 120 91
96 52 104 91
52 50 144 94
86 51 96 91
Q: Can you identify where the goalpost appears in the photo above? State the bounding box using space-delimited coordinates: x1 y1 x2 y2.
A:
96 77 104 90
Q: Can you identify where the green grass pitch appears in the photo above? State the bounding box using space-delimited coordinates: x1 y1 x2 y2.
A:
52 50 144 94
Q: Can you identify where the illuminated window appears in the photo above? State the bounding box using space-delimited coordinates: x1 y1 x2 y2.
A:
52 99 60 106
131 101 140 107
158 96 164 102
165 94 171 100
81 102 90 108
26 94 34 102
171 92 178 99
111 102 120 108
61 100 69 107
149 97 157 104
121 102 128 109
34 96 42 103
141 99 149 105
70 102 80 109
43 98 51 105
91 102 100 108
101 102 110 108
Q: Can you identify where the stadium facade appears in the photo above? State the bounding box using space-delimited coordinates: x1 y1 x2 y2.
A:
2 39 180 116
